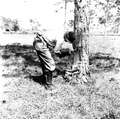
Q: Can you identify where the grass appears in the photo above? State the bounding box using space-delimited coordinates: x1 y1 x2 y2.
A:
0 34 120 119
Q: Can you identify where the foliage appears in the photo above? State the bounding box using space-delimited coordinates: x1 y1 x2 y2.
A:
1 17 20 32
63 0 74 2
0 17 43 34
68 19 74 28
54 0 120 34
29 19 41 31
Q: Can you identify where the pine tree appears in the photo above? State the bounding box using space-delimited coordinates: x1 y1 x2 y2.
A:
72 0 90 83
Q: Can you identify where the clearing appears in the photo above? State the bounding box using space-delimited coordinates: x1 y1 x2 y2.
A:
0 34 120 119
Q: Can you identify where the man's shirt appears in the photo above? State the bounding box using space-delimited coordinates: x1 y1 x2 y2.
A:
33 29 73 53
41 30 64 53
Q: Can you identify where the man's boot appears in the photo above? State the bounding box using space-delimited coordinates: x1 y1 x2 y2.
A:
44 70 54 90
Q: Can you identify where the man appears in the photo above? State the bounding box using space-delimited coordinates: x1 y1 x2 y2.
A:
33 30 75 90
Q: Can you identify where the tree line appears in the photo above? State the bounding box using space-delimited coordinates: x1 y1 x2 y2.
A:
0 17 41 34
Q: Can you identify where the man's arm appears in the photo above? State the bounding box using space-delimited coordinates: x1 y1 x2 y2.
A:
54 37 63 53
55 47 72 58
54 37 73 57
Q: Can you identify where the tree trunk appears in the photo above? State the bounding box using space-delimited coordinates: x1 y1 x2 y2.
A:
73 0 90 83
105 2 108 36
64 1 67 31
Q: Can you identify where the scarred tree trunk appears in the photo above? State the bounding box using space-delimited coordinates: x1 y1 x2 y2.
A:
72 0 90 83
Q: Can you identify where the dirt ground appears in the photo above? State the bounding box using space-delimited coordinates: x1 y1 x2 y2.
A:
0 34 120 119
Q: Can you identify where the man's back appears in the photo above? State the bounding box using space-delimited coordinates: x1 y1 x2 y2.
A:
38 30 64 52
42 29 64 42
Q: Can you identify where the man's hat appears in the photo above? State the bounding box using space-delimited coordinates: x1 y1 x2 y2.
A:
64 31 75 43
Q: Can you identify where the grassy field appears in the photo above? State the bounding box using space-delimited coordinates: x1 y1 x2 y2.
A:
0 34 120 119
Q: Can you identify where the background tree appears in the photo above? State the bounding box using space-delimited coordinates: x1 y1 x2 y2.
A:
54 0 74 31
29 19 41 32
90 0 120 35
63 0 74 31
1 17 19 32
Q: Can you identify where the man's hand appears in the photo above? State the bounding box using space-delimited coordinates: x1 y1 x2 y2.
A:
60 48 72 55
55 48 72 58
55 51 62 57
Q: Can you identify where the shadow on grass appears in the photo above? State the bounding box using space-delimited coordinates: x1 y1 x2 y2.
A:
1 44 39 66
89 52 120 72
30 75 46 86
1 44 120 80
0 44 67 80
1 44 72 77
1 44 42 80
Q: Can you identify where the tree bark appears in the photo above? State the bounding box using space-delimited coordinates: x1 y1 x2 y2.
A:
73 0 90 83
105 1 108 36
64 1 67 31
